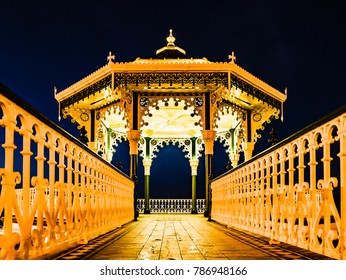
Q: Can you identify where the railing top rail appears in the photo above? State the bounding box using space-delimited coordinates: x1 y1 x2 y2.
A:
212 104 346 182
0 82 131 180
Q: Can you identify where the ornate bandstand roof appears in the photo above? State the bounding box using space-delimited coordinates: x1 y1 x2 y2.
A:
55 30 286 162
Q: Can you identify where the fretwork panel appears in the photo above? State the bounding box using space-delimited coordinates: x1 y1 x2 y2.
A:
0 92 134 260
211 108 346 260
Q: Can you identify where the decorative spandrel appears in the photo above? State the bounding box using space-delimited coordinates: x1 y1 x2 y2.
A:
139 137 204 161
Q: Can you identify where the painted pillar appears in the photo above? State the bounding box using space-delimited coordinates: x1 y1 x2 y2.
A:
128 91 140 220
88 110 99 153
339 127 346 259
190 158 199 214
143 158 152 214
127 129 141 220
105 128 113 162
142 137 152 214
202 91 216 219
229 128 240 168
1 117 18 235
21 128 32 224
202 129 216 219
243 110 254 161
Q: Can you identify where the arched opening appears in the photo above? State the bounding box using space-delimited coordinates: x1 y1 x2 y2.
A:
150 145 192 199
110 140 130 175
213 141 229 177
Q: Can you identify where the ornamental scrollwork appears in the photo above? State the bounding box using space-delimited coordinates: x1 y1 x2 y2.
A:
139 94 204 129
138 137 204 160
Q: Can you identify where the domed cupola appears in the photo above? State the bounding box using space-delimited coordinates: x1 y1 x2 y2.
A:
155 29 186 59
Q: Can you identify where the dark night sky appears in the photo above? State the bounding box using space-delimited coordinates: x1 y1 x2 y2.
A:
1 1 345 199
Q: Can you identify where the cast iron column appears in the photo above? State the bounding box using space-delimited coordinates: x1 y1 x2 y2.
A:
202 130 216 220
127 130 141 221
190 158 199 214
243 110 254 161
143 158 152 214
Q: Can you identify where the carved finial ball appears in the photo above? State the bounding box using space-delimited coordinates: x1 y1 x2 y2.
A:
166 29 176 46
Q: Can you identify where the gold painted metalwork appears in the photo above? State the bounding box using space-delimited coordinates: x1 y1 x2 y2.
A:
0 92 134 260
211 107 346 259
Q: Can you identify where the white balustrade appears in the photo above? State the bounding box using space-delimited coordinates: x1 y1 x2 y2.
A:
0 88 134 260
211 106 346 259
137 199 206 214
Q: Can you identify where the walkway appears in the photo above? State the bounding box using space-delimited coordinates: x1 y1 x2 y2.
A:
48 214 333 260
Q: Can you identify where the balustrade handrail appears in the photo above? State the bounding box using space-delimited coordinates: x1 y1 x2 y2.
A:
210 105 346 260
213 104 346 182
0 83 134 260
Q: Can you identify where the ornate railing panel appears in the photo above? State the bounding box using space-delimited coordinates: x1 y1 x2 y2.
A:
0 85 134 260
137 199 206 214
211 105 346 259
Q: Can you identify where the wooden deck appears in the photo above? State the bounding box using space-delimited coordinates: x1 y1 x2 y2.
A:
48 214 332 260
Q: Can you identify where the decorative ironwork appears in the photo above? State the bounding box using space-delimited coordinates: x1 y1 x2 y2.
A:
61 74 112 109
139 137 204 160
139 94 204 129
194 97 203 107
229 74 281 109
60 72 282 112
216 127 244 156
114 72 228 88
211 106 346 260
96 125 127 159
0 89 134 260
137 199 206 214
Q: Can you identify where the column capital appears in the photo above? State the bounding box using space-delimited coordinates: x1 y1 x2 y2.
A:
229 153 240 168
127 130 141 155
243 141 255 161
143 158 152 175
189 158 199 176
202 130 216 155
105 151 113 162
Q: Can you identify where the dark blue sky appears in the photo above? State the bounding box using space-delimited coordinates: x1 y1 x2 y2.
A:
1 1 345 198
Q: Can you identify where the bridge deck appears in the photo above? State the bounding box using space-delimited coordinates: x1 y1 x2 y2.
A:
48 214 332 260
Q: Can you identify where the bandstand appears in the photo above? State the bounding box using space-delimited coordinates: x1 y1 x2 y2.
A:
55 30 287 217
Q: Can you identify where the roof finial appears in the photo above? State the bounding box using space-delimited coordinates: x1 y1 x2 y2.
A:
107 51 115 64
166 29 176 46
228 51 236 63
